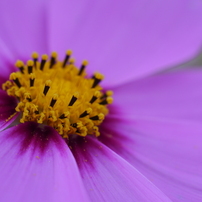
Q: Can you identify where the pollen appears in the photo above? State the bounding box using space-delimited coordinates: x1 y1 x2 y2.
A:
2 51 113 138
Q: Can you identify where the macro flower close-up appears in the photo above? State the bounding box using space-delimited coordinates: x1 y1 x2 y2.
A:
0 0 202 202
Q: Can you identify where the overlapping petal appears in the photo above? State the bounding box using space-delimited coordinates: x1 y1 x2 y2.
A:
99 70 202 201
48 0 202 86
112 70 202 122
0 122 90 202
100 118 202 202
70 136 172 202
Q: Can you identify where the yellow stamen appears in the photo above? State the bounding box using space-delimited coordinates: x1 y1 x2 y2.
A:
32 52 38 59
15 60 24 73
2 51 113 138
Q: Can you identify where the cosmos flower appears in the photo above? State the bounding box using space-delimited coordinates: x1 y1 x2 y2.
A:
0 0 202 202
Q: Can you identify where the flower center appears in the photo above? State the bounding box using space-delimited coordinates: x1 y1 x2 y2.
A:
2 51 113 138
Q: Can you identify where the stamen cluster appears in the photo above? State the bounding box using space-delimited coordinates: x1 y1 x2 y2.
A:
2 51 113 138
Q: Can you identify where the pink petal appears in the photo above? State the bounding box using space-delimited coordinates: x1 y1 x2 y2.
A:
0 0 49 78
112 70 202 122
100 118 202 202
0 90 18 131
0 122 90 202
48 0 202 86
70 136 171 202
0 38 17 85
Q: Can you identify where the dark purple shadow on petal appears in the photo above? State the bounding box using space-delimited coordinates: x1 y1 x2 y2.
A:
6 122 67 158
0 90 18 130
68 135 95 170
0 76 7 87
98 105 136 156
99 118 127 153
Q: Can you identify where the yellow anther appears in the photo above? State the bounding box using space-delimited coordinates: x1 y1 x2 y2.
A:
2 51 113 138
57 123 64 134
51 51 58 58
74 92 80 98
24 92 31 99
15 60 24 67
106 97 113 104
61 111 70 119
86 108 92 114
82 60 88 66
27 60 34 66
92 126 100 137
69 58 75 64
38 112 45 123
42 54 48 60
2 81 12 91
76 122 83 128
78 128 87 137
66 50 72 56
52 94 58 100
106 90 113 96
10 73 17 80
92 73 104 88
32 52 38 59
32 104 38 112
20 108 29 123
94 91 101 97
98 113 104 120
80 108 92 118
29 73 35 80
49 111 57 122
45 80 52 87
15 102 24 112
64 111 70 116
94 72 104 80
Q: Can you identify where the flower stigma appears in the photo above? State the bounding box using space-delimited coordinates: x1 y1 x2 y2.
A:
2 51 113 139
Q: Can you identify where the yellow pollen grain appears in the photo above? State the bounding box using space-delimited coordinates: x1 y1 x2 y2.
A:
106 90 113 96
106 97 113 104
69 58 75 64
2 51 113 138
15 60 24 67
45 80 52 87
42 54 48 60
94 72 104 80
51 51 57 58
66 50 72 55
86 108 92 113
32 52 38 59
52 94 58 100
82 60 88 66
10 73 17 80
29 73 35 79
27 60 34 66
6 112 17 122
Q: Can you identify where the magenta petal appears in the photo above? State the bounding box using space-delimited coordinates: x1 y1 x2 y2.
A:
112 70 202 122
0 38 17 85
0 122 90 202
100 117 202 202
70 136 171 202
49 0 202 86
0 90 18 131
0 0 49 74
